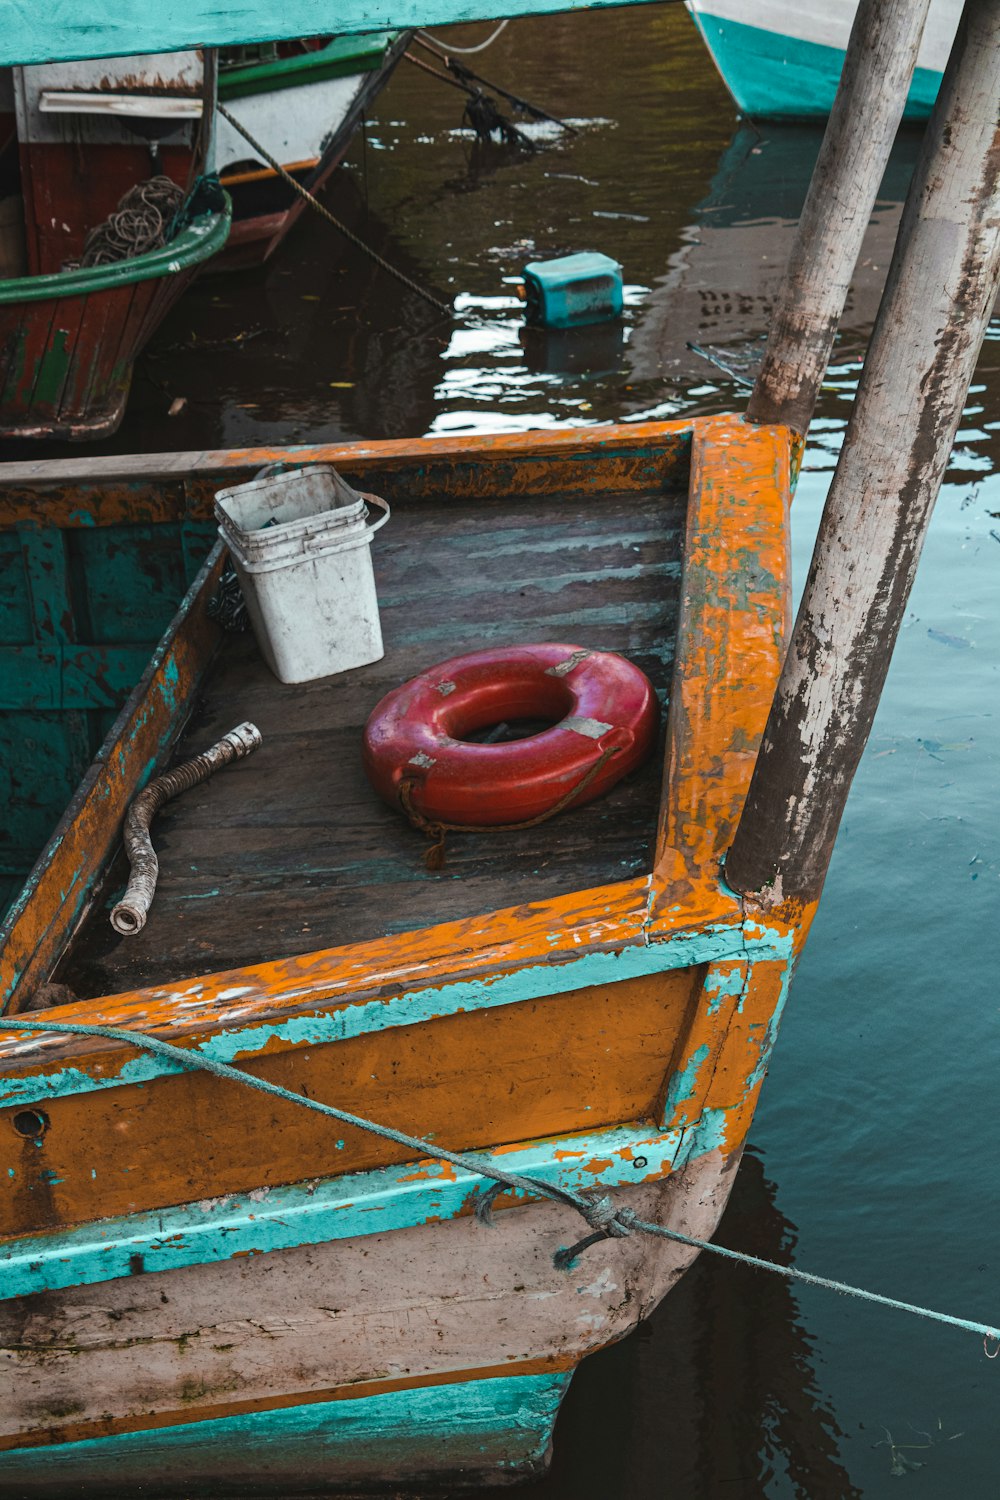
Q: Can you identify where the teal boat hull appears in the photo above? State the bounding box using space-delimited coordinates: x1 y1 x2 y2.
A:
0 1372 571 1496
689 8 943 121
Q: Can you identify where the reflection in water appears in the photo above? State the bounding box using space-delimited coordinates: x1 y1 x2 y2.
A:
627 123 921 388
5 3 743 459
520 320 626 378
471 1150 859 1500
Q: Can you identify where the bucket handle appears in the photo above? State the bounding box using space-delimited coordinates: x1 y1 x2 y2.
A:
358 491 391 533
297 490 390 554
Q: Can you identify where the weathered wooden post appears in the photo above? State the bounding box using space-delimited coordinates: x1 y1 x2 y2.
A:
746 0 932 435
727 0 1000 904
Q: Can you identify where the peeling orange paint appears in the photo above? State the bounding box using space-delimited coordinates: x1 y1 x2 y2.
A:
0 418 801 1260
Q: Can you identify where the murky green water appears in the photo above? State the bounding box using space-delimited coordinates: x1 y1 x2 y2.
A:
18 5 1000 1493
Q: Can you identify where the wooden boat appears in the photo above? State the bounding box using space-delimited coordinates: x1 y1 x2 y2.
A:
1 0 996 1491
0 56 231 439
685 0 961 121
0 35 408 436
0 415 802 1490
0 204 230 439
2 54 208 282
5 39 409 278
216 33 411 269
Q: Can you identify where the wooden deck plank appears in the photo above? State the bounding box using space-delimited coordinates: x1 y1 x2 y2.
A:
0 421 691 523
62 485 685 997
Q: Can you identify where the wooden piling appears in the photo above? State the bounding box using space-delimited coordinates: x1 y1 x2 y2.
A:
746 0 932 435
727 0 1000 904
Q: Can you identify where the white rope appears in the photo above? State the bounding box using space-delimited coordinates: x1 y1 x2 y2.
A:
417 19 510 54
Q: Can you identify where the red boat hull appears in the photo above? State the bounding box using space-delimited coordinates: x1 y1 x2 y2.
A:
0 207 231 440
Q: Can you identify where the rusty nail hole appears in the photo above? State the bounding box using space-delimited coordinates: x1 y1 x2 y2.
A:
12 1108 49 1140
633 1156 648 1170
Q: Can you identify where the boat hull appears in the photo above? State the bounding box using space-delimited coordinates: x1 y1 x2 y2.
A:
8 35 405 289
0 1154 735 1494
215 32 409 270
0 1375 570 1496
686 0 958 121
0 418 800 1492
0 206 230 439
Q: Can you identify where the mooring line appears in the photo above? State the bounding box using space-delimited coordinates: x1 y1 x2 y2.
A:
1 1014 997 1351
215 101 453 317
416 20 510 55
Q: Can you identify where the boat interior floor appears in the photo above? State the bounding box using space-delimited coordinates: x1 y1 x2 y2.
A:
62 484 686 999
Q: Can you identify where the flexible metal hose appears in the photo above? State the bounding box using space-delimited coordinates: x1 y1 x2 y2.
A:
110 722 262 936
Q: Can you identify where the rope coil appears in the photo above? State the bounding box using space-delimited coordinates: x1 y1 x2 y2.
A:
67 177 184 269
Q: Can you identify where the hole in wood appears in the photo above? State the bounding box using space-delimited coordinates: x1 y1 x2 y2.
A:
11 1108 49 1140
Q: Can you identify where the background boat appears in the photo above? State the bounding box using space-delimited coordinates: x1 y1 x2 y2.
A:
685 0 961 120
2 37 409 279
216 33 411 268
0 200 230 441
0 55 230 439
0 35 408 438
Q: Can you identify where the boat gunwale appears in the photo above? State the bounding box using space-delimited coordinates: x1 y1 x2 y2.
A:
0 203 231 305
0 417 695 502
217 31 400 98
0 415 796 1082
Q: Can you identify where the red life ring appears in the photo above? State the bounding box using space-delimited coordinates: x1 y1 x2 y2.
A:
363 643 658 828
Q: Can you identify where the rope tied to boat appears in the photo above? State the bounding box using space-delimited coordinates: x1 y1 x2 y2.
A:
411 31 576 136
401 49 535 150
475 1180 635 1249
416 19 510 54
397 742 619 869
1 1013 999 1354
215 101 453 317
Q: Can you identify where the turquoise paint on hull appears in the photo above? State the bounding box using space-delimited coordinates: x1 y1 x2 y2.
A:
0 922 794 1106
0 517 216 928
0 0 658 68
671 956 796 1163
662 1042 712 1119
677 1104 729 1161
0 1119 684 1299
0 1371 571 1497
704 960 746 1014
743 961 794 1089
691 11 942 121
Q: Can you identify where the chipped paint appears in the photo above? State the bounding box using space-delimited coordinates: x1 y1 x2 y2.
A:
663 1043 712 1118
0 1371 572 1491
0 207 231 440
0 924 792 1106
0 1119 685 1299
0 416 803 1484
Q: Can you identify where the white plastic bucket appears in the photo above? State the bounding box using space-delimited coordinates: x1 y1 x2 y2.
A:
214 465 390 684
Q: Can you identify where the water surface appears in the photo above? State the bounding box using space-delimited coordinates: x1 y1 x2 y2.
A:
15 7 1000 1493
